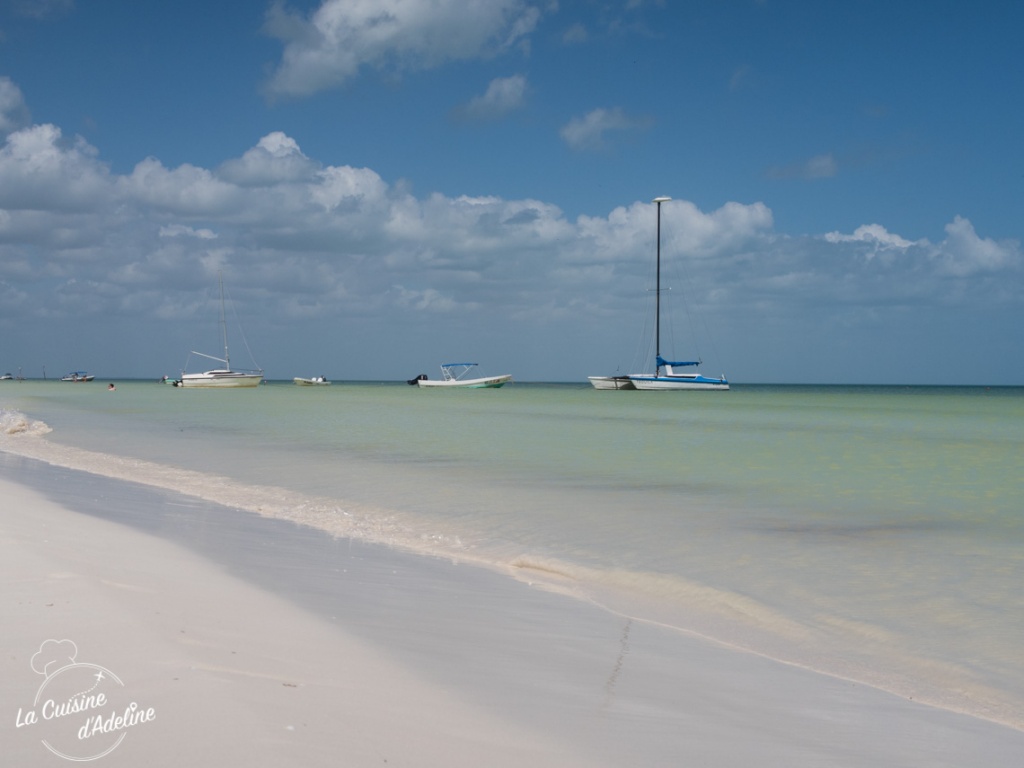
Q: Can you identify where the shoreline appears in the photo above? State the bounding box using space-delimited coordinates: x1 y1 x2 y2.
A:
4 451 1024 765
2 411 1024 732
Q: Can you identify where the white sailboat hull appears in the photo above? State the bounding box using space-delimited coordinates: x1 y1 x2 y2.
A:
629 375 729 391
177 370 262 388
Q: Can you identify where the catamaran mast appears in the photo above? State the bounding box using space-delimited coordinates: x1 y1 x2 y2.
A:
653 196 670 376
218 272 230 371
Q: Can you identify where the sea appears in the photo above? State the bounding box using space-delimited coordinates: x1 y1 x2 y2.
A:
2 379 1022 728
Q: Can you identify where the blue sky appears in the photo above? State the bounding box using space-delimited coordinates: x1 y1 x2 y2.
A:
0 0 1021 384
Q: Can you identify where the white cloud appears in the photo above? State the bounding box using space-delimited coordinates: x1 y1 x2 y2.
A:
0 123 111 212
0 77 31 137
217 132 320 186
264 0 542 98
392 285 462 312
559 107 651 151
3 119 1015 329
458 75 527 119
932 215 1019 277
159 224 217 239
574 199 773 266
119 157 242 216
824 223 920 261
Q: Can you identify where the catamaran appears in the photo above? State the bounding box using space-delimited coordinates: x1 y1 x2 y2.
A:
174 274 263 388
627 197 729 391
587 375 635 390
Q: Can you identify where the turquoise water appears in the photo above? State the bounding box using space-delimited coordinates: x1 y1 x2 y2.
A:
2 380 1022 726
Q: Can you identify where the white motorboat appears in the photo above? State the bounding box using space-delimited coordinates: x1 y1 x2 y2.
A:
294 376 330 386
60 371 95 382
413 363 512 389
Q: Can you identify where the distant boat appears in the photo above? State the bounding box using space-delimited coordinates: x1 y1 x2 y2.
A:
174 274 263 388
60 371 95 382
294 376 330 386
413 363 512 389
626 197 729 391
0 372 13 381
587 375 635 390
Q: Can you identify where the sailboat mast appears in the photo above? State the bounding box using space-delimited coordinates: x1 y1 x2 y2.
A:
653 196 670 376
218 272 230 370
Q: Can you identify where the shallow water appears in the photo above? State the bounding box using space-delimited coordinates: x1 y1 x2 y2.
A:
3 379 1022 726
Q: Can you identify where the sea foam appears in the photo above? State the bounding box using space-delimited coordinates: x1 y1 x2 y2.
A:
0 409 51 437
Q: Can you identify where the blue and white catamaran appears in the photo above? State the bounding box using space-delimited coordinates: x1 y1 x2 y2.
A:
627 196 729 391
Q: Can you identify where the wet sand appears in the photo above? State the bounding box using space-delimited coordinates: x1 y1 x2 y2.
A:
3 452 1022 766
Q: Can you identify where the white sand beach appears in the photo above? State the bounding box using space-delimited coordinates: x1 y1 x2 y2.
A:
3 455 1023 767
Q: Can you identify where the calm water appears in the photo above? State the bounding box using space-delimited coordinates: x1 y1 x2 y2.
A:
2 380 1022 726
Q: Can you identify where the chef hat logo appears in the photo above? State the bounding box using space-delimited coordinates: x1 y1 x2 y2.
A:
30 639 79 677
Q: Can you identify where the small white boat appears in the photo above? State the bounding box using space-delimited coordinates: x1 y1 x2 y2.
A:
60 371 95 382
587 375 636 390
413 363 512 389
294 376 330 386
175 274 263 389
0 373 13 381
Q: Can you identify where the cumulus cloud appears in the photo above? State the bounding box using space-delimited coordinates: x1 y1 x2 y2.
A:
159 224 217 239
457 75 528 120
0 123 111 212
822 219 1021 279
264 0 542 98
0 77 31 137
574 199 773 266
393 285 462 312
119 157 242 217
217 132 320 186
932 215 1019 277
559 107 651 151
2 114 1016 330
824 223 920 261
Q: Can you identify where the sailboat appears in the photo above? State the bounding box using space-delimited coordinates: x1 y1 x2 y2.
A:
626 196 729 391
174 274 263 388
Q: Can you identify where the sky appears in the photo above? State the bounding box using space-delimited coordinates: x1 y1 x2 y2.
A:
0 0 1021 385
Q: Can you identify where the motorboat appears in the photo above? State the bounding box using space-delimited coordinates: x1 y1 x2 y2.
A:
60 371 95 382
413 363 512 389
